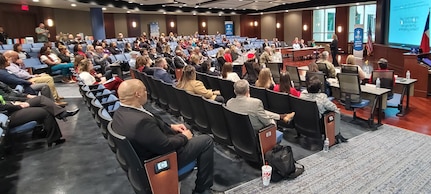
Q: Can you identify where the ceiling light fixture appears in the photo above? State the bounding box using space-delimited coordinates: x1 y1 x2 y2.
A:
33 0 39 2
71 3 76 7
102 7 107 10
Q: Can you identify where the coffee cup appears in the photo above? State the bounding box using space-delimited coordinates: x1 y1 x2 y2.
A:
262 165 272 186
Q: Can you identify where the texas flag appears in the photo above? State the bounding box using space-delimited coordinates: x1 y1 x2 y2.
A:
420 12 430 53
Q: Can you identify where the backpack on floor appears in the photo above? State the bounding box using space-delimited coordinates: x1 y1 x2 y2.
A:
264 145 305 182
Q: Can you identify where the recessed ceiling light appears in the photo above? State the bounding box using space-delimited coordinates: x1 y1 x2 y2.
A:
282 2 286 5
229 8 232 10
356 2 360 5
162 4 166 7
71 3 77 7
193 12 196 15
269 1 272 3
163 12 166 14
285 10 288 12
260 12 263 15
239 0 243 1
209 7 212 9
126 11 131 13
128 1 132 3
195 5 199 8
316 7 320 9
183 4 187 6
32 0 39 2
179 6 182 8
140 3 143 5
102 7 107 10
174 1 178 3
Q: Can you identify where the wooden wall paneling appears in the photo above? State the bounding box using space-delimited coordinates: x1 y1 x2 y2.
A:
373 44 408 75
198 16 208 35
335 6 348 53
275 13 284 41
301 10 312 42
104 13 116 39
165 15 177 35
240 15 261 38
126 14 141 38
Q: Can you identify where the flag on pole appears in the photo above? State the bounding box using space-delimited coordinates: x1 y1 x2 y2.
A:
419 11 430 53
366 25 373 56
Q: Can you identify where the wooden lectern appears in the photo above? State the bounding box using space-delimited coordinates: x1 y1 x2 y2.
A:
403 52 431 97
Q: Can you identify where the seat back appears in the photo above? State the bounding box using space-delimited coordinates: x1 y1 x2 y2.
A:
152 78 169 108
139 72 152 99
288 95 323 139
196 72 210 89
337 73 362 104
97 108 112 139
341 65 359 74
266 89 293 114
172 87 194 123
316 62 329 77
146 75 159 102
267 62 282 84
223 106 262 164
218 78 235 101
186 92 211 133
109 122 179 194
249 85 269 110
206 74 221 90
202 97 231 145
285 65 301 89
160 81 180 116
371 70 394 92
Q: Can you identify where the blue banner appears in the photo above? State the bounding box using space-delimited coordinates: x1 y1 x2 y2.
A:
353 25 364 51
225 21 234 36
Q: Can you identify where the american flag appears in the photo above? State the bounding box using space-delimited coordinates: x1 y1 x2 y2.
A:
366 25 373 56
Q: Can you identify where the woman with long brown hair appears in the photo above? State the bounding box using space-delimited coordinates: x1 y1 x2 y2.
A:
255 68 275 89
273 72 301 97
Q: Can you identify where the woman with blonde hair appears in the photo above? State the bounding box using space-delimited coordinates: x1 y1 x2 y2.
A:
190 54 202 72
177 65 223 102
345 54 366 80
216 48 226 71
329 33 339 66
255 68 275 89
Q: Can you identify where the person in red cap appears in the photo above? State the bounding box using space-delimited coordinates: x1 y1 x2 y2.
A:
243 53 261 84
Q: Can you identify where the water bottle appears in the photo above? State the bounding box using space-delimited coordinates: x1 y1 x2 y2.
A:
406 70 410 79
376 78 381 88
323 138 329 152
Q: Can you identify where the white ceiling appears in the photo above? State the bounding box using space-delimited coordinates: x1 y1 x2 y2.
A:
0 0 309 14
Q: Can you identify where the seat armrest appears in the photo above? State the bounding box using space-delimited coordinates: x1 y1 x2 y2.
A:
144 152 179 194
101 100 118 108
88 84 103 90
323 112 336 146
89 88 106 95
258 124 277 165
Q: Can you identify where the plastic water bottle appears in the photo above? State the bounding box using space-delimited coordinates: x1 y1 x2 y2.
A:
406 70 410 79
376 78 381 88
323 138 329 152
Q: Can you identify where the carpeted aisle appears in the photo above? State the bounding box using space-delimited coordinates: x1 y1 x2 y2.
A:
226 125 431 193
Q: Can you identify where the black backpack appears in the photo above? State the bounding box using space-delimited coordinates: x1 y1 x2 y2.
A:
264 145 305 182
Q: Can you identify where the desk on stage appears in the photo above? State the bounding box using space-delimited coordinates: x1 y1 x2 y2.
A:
279 47 325 62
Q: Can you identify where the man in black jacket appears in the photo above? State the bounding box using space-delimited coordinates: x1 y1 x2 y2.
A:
112 79 214 194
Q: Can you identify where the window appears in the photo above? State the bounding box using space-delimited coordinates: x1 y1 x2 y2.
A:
348 4 376 42
313 8 336 42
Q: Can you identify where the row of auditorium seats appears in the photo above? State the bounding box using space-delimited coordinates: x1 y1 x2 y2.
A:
78 81 197 194
132 69 280 164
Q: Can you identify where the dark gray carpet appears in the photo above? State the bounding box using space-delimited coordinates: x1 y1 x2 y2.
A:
0 94 372 194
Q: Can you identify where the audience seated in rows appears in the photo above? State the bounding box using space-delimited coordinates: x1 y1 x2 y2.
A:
306 62 331 96
190 54 202 72
226 79 295 131
273 72 301 97
301 76 348 143
111 79 214 194
0 81 79 147
177 65 223 102
3 50 66 105
128 51 140 69
201 60 220 77
39 45 75 83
